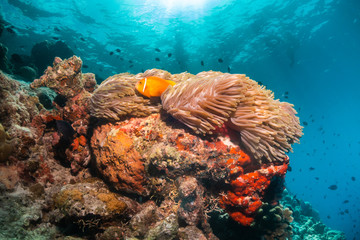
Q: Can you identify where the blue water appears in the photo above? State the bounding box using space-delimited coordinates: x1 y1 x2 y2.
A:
1 0 359 238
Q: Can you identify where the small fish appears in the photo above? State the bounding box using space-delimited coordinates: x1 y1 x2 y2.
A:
135 76 176 98
351 176 356 181
227 66 231 73
303 121 308 126
129 60 133 63
309 167 315 171
129 65 133 68
155 48 161 52
80 37 85 41
287 165 292 172
155 57 160 61
343 200 349 204
56 120 76 144
218 58 223 63
83 64 89 69
52 37 59 40
328 184 338 190
54 27 61 32
168 53 172 57
201 60 204 66
284 91 289 95
327 215 331 219
109 51 114 55
116 48 121 53
315 177 319 180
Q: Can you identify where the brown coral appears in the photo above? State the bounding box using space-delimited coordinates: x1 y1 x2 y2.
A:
162 71 302 163
89 73 161 121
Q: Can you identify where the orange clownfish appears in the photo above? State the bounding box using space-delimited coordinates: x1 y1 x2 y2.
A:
135 76 176 98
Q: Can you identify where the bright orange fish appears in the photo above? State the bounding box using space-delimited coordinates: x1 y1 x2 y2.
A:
135 76 176 98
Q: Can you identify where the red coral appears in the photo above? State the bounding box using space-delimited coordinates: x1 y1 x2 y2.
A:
219 150 289 226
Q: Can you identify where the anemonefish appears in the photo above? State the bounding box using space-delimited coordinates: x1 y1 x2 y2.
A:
135 76 176 98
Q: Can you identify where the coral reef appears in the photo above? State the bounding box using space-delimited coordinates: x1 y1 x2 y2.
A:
0 57 343 240
280 189 346 240
219 150 289 226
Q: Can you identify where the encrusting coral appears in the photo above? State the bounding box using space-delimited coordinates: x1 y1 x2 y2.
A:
161 71 303 163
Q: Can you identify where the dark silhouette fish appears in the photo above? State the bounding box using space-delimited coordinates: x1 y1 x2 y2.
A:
351 176 356 181
309 167 315 171
168 53 172 57
328 184 338 190
116 49 121 53
201 60 204 66
52 37 59 40
56 120 76 144
227 66 231 73
109 51 114 55
303 121 308 126
155 57 160 61
83 64 89 69
155 48 161 52
80 37 85 41
218 58 223 63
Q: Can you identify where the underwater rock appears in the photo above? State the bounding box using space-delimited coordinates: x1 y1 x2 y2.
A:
178 226 208 240
30 56 84 98
0 165 20 190
0 123 14 163
16 66 37 82
0 71 42 129
31 40 74 73
177 176 205 226
144 213 179 240
90 112 290 230
0 185 57 239
50 179 139 233
129 201 158 238
0 43 12 73
91 122 148 196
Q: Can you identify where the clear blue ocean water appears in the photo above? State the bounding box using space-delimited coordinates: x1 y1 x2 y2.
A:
1 0 359 239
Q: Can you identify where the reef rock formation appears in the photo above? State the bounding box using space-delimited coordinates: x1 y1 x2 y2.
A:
0 57 344 240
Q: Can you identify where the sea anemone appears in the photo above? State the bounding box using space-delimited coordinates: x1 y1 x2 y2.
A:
161 71 244 134
162 71 303 163
89 73 161 120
